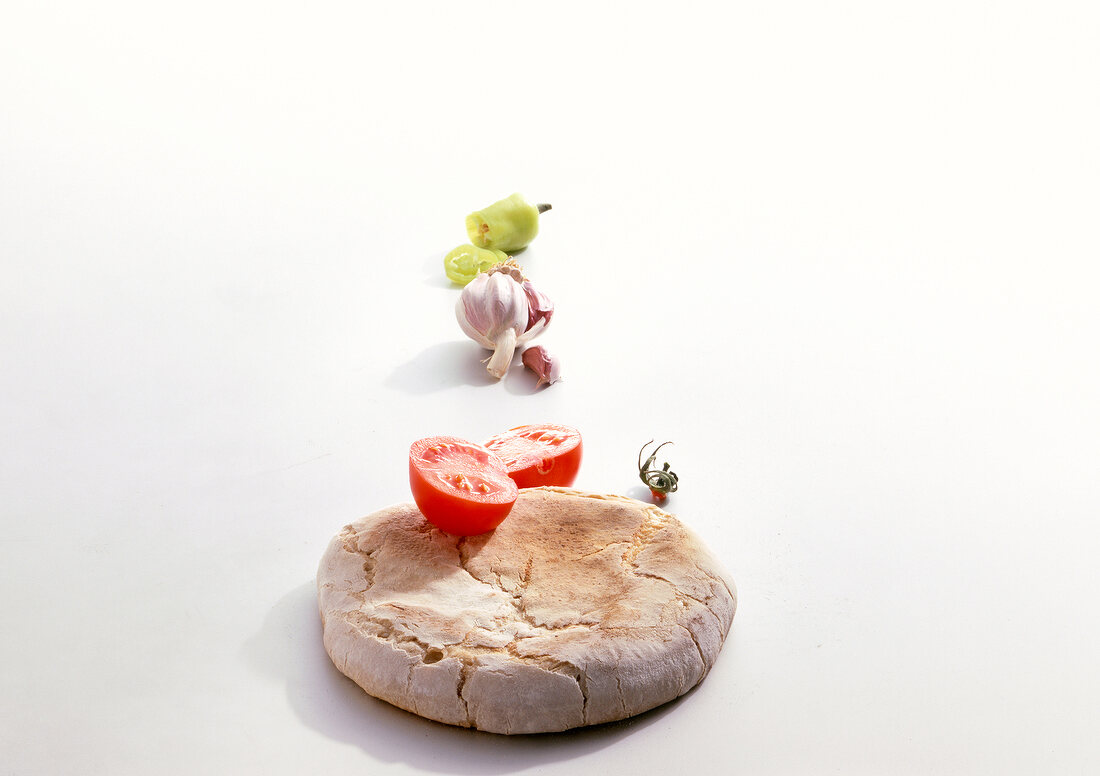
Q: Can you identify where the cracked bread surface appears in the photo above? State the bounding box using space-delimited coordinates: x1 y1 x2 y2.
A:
317 487 736 734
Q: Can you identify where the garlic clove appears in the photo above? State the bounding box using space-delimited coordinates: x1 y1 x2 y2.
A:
518 279 554 344
485 328 518 379
522 345 562 386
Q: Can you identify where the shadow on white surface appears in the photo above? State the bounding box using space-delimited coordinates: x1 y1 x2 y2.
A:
624 485 668 505
387 342 547 396
501 363 546 396
385 341 500 393
245 582 688 774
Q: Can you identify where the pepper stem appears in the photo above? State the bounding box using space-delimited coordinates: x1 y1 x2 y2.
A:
536 203 552 214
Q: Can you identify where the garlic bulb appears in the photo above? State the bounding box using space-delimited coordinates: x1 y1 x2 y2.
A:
456 261 554 379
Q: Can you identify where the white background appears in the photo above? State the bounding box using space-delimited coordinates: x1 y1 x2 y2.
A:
2 2 1099 773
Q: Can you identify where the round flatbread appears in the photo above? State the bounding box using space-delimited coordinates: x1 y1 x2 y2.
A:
317 487 736 734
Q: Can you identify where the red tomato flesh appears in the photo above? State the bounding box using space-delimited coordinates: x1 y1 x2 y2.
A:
408 436 518 536
482 424 583 488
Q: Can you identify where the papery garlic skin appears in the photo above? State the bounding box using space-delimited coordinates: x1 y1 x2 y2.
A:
456 272 529 379
519 279 554 343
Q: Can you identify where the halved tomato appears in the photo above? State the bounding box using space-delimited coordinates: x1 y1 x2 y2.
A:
482 423 583 488
408 436 518 536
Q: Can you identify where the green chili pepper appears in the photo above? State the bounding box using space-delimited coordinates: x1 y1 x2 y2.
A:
465 193 551 253
443 244 509 286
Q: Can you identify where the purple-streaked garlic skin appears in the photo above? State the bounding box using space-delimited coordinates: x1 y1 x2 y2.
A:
520 279 554 342
456 273 526 348
522 345 562 386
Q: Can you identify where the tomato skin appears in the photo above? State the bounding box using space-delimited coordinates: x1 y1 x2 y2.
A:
482 424 583 488
408 436 518 536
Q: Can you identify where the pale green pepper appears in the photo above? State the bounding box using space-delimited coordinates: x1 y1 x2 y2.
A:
443 244 509 286
465 193 551 253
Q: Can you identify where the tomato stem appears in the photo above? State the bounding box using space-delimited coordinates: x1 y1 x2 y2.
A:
638 440 679 498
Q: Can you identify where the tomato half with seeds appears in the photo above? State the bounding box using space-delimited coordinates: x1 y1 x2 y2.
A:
408 436 518 536
482 424 583 488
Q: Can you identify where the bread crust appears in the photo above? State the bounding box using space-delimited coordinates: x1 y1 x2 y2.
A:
317 487 736 734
